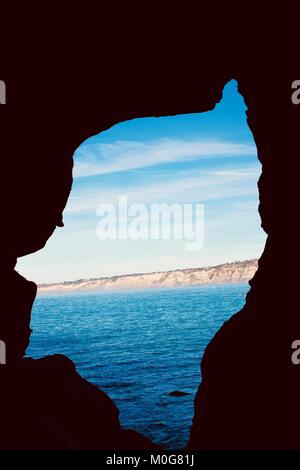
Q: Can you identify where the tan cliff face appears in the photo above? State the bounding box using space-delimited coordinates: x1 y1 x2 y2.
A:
37 260 258 294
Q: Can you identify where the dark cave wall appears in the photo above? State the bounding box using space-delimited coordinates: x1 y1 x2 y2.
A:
188 72 300 449
1 23 299 448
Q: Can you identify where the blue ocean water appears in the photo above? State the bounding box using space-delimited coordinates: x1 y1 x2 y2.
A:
27 284 249 449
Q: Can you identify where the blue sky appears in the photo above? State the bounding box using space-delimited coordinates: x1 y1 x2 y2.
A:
17 80 266 284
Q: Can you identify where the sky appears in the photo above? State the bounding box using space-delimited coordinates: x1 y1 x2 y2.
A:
17 80 266 284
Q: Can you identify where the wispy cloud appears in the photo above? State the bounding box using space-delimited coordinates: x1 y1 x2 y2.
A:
65 167 260 215
73 138 257 177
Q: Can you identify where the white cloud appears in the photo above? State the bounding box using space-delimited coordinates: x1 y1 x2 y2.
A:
65 167 260 215
73 138 257 177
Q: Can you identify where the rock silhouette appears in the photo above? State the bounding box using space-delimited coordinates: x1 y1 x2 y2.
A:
169 391 190 397
0 12 298 451
0 354 160 449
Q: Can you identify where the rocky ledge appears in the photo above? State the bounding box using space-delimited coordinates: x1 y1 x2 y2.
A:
0 354 160 450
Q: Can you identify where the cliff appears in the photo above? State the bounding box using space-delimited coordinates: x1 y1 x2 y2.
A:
38 260 258 294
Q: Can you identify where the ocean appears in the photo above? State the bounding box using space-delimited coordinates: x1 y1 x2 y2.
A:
27 283 249 449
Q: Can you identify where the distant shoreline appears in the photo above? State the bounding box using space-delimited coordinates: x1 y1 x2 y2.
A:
37 282 250 297
37 259 258 295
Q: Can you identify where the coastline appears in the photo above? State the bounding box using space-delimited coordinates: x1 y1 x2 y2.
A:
37 259 257 295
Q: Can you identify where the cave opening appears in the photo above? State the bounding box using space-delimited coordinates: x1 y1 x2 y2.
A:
17 79 266 449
